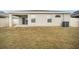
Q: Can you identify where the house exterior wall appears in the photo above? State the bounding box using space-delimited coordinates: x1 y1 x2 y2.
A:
27 13 70 27
12 17 20 26
0 18 9 27
1 13 79 27
63 14 70 21
70 18 79 27
11 13 79 27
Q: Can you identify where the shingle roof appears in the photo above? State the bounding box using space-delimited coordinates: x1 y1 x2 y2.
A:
71 10 79 17
0 11 8 17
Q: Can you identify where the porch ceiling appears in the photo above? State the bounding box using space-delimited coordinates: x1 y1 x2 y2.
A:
14 15 28 17
12 13 28 15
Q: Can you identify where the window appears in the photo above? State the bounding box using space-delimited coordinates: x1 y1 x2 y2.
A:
55 15 61 18
31 18 36 23
47 19 52 23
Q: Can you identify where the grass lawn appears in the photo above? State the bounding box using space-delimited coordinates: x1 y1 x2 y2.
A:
0 27 79 49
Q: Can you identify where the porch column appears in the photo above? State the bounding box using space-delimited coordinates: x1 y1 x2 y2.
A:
9 14 12 27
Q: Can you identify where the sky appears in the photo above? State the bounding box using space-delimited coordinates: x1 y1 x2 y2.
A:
0 0 79 10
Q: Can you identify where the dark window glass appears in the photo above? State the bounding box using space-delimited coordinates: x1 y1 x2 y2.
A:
22 18 28 24
31 18 36 23
47 19 52 23
22 18 25 24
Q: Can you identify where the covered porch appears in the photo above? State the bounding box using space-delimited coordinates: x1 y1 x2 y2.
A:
9 13 29 27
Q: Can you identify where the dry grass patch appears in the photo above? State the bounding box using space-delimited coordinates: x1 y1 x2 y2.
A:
0 27 79 49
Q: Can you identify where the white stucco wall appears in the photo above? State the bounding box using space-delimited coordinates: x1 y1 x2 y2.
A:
13 18 20 25
28 14 62 26
27 13 70 27
0 18 9 27
70 18 79 27
63 14 70 21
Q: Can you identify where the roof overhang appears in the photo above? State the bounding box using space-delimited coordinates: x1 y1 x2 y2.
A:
8 10 70 15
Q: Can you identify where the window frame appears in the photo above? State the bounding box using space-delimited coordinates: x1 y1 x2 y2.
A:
31 18 36 23
47 18 52 23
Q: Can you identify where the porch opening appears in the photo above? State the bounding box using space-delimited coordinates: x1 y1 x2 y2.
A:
13 15 28 25
21 15 28 25
22 17 28 25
